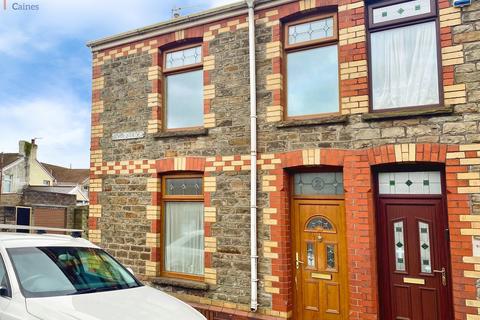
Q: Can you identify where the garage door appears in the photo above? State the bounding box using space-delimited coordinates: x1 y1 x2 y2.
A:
34 208 66 229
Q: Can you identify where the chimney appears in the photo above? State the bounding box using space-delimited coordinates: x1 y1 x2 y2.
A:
18 140 27 157
18 139 38 187
18 140 37 160
30 139 38 162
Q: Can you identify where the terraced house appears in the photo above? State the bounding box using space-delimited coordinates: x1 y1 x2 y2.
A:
87 0 480 319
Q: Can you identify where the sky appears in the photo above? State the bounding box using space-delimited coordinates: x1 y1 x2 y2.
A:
0 0 237 168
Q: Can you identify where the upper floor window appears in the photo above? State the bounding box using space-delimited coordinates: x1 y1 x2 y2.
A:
163 45 203 130
162 175 204 279
2 174 13 193
368 0 440 111
284 13 339 118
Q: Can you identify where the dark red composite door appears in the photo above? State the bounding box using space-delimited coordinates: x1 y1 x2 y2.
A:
377 197 453 320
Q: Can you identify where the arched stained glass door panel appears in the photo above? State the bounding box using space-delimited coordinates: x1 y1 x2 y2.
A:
305 216 336 232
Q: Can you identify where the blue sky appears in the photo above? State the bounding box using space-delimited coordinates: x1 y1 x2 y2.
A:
0 0 236 168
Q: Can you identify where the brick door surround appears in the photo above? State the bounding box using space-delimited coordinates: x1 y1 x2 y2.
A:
258 143 476 319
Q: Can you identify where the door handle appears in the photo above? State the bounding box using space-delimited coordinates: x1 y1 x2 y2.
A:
433 267 447 286
295 252 304 270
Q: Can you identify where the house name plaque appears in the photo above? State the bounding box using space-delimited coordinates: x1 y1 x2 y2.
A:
112 131 145 141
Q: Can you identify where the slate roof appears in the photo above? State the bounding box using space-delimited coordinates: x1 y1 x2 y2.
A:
0 153 22 168
41 163 89 185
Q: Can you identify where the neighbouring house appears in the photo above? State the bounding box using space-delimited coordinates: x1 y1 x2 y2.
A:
87 0 480 319
1 141 54 192
0 140 79 229
40 163 90 205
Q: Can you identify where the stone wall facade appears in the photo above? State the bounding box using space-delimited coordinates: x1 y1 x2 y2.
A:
89 0 480 319
0 193 21 225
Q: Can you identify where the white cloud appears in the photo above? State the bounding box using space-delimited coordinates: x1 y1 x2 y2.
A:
0 0 241 58
0 0 246 60
0 90 90 168
0 29 30 56
0 0 164 58
0 0 241 167
207 0 241 8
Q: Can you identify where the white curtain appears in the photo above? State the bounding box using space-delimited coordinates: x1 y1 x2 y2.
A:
371 21 439 110
164 202 204 275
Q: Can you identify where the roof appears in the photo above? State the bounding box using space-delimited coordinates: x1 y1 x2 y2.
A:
87 0 293 51
0 232 95 249
27 185 89 202
1 153 23 168
28 185 77 194
41 163 89 185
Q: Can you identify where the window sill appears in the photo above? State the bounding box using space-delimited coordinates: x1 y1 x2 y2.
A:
153 128 208 139
362 106 454 121
276 115 348 128
151 277 209 291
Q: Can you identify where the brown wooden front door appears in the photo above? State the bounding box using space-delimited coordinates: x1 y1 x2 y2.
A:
377 197 453 319
293 199 348 320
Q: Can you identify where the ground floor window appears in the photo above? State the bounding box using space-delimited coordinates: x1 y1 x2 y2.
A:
162 175 204 279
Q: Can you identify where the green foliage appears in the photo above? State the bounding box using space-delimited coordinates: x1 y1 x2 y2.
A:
23 142 32 157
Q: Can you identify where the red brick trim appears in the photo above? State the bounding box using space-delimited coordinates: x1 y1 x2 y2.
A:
87 217 97 229
89 192 98 205
151 157 214 272
263 143 474 319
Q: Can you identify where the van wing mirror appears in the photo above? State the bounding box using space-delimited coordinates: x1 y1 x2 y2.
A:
0 286 9 297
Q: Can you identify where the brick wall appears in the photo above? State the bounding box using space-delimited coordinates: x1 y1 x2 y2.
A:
23 189 76 207
90 0 480 318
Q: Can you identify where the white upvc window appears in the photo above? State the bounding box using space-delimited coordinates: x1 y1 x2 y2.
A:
3 174 13 193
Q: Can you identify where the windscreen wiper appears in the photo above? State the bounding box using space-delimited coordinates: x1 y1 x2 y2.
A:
69 285 122 295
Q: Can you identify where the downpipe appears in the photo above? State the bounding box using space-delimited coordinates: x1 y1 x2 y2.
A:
246 0 258 312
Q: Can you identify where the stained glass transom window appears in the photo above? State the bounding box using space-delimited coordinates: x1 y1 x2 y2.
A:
394 221 406 272
165 46 202 69
373 0 432 25
418 221 432 273
326 244 336 270
378 171 441 195
306 216 334 231
294 172 344 195
288 17 334 45
165 178 202 195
